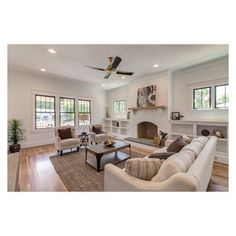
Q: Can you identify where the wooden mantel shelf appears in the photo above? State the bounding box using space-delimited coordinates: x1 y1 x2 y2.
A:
128 105 167 111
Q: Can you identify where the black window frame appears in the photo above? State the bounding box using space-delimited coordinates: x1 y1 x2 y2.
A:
215 83 229 109
59 97 76 126
193 86 211 110
35 94 56 129
78 99 91 125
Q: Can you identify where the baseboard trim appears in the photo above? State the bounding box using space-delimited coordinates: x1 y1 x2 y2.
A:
21 139 55 149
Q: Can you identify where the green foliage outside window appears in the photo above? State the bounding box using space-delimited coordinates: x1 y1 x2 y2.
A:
193 87 211 109
113 100 125 113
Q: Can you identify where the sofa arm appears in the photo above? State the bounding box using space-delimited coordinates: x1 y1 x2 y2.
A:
104 164 198 191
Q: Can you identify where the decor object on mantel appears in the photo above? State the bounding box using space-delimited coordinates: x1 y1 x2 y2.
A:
128 105 167 111
8 118 26 153
137 85 156 107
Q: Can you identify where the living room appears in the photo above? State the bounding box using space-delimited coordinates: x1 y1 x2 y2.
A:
2 1 235 236
7 44 228 192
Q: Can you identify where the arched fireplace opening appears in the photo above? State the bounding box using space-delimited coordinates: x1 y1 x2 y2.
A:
137 122 158 139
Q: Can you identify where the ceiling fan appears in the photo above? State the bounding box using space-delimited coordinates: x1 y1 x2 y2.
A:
87 56 134 79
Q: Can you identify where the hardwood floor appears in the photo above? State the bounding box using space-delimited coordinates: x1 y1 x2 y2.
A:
18 144 228 192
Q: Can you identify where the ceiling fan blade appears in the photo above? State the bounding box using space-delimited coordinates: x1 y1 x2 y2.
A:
104 72 111 79
111 56 122 70
116 70 134 76
86 65 105 71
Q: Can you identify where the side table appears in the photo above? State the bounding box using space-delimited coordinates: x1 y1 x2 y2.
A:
79 133 89 147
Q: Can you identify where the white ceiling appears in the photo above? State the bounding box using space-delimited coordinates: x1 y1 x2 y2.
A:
8 44 228 90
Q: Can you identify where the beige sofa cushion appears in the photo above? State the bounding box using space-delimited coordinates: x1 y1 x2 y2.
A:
181 142 203 157
191 136 209 146
125 158 163 181
60 138 80 147
151 149 195 182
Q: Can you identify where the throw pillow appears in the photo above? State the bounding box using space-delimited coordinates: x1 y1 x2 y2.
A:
58 128 72 140
148 152 176 160
167 137 187 152
125 158 163 181
181 134 192 144
92 125 103 134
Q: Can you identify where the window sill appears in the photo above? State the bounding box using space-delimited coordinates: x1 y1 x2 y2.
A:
31 128 54 134
192 108 228 111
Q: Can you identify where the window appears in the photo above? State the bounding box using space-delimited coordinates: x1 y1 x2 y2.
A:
35 95 55 129
59 97 75 126
113 100 125 113
215 84 229 108
193 87 211 109
78 99 91 126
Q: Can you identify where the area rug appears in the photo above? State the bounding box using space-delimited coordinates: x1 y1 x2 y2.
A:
49 148 145 191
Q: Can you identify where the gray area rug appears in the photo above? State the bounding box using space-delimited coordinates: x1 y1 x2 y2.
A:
49 148 145 191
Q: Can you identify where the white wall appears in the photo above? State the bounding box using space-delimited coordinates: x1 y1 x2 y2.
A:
107 85 129 119
106 71 169 137
8 70 107 148
171 57 228 121
128 71 169 137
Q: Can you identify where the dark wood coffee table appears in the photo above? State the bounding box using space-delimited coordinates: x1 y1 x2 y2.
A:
85 141 131 172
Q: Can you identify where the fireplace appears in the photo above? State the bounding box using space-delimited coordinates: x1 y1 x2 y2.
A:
137 122 158 139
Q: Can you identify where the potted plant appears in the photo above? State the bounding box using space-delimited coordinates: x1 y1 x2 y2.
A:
8 118 25 153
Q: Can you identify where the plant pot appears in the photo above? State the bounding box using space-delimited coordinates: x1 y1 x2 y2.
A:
9 144 21 153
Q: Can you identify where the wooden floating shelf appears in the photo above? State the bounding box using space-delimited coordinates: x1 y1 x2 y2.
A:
128 106 167 111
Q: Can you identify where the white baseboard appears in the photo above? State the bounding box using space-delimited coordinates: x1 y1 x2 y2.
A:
21 139 55 148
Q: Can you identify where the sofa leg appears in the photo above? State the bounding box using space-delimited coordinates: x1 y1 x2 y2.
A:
60 151 63 156
77 147 80 152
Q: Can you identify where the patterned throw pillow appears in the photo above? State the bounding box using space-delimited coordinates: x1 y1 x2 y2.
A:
167 137 187 152
125 158 163 181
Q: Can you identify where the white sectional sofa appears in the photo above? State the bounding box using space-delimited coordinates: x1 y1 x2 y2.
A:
104 136 217 191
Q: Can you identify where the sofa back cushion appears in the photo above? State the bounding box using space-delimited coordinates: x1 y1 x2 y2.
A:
151 149 195 182
181 142 203 158
125 158 163 181
191 136 209 146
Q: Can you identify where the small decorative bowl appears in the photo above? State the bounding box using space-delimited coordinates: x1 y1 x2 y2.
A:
104 140 116 147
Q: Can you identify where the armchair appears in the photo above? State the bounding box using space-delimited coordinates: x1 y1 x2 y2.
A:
89 124 109 145
54 126 80 155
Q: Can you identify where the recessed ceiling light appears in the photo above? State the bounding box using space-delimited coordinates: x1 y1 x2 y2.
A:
153 64 159 68
102 84 105 86
48 49 56 54
40 68 46 72
121 76 126 79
